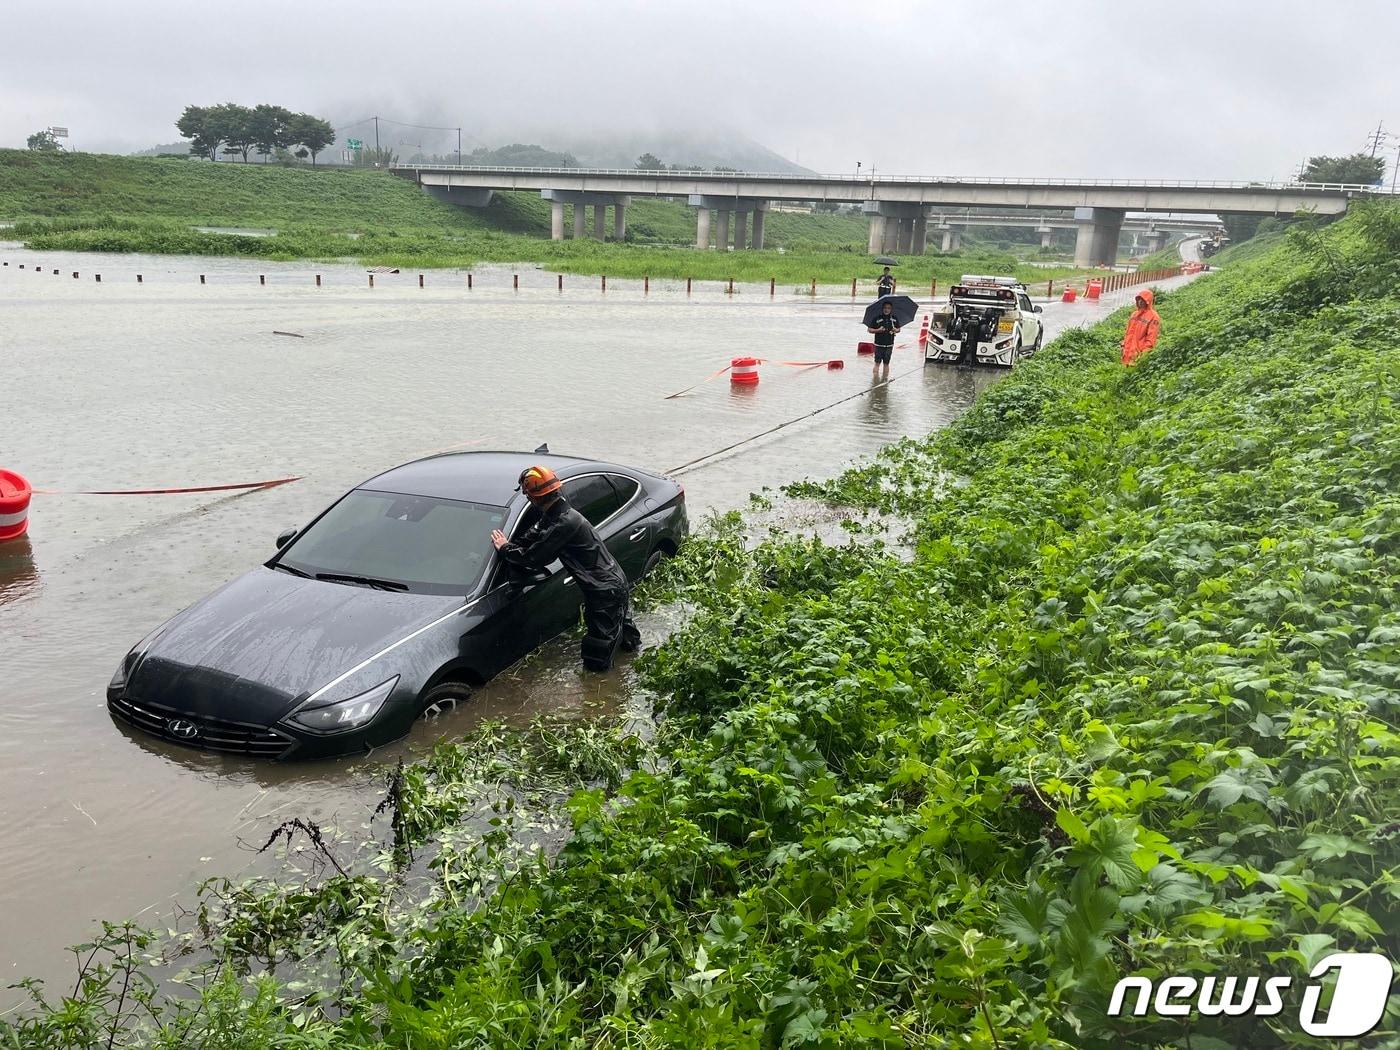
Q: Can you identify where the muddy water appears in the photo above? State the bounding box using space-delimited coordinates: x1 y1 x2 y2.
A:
0 247 1188 993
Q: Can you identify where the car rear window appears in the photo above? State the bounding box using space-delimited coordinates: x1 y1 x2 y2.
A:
561 475 624 526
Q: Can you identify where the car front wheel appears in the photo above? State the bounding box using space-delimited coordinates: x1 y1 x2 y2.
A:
419 681 474 720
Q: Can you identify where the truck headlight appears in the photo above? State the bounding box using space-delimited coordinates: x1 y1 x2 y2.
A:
286 677 398 734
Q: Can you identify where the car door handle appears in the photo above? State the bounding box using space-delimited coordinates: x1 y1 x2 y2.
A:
628 528 646 542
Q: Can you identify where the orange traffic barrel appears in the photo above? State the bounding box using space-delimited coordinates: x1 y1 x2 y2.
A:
0 469 32 542
1061 287 1077 303
1085 278 1103 301
856 341 876 355
730 356 760 384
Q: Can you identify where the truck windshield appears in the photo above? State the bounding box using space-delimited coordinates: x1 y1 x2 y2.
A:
276 489 507 595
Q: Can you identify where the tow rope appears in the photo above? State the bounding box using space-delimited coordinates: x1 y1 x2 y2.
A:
667 364 924 476
33 476 303 496
663 345 911 400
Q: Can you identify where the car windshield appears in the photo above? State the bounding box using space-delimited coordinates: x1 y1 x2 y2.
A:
277 488 507 595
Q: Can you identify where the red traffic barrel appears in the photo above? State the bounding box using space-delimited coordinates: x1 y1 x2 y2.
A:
1085 277 1103 301
856 341 876 355
730 356 760 384
1061 286 1077 303
0 469 32 542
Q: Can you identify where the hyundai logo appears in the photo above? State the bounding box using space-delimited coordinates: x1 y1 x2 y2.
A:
167 719 200 740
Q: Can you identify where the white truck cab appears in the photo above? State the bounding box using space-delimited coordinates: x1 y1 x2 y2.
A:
925 275 1044 367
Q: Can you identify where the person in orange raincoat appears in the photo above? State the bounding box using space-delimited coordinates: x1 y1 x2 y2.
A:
1121 288 1161 365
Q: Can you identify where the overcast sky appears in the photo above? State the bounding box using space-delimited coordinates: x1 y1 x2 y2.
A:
3 0 1396 180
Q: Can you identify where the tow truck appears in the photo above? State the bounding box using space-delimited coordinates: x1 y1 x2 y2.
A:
924 275 1044 368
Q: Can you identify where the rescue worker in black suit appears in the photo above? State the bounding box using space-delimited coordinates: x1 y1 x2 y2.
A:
491 465 641 671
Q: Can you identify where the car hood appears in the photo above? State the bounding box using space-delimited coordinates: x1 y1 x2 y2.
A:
127 567 459 724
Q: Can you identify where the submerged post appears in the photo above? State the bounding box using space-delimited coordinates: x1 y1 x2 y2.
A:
315 274 321 287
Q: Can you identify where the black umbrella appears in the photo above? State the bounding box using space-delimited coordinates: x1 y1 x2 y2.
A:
862 294 919 328
873 255 899 266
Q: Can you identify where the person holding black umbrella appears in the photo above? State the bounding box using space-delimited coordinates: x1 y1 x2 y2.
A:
867 299 901 375
877 266 896 297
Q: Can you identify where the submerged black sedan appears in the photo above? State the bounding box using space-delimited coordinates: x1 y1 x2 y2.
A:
107 451 687 759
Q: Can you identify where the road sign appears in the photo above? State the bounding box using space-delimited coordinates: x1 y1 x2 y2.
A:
347 138 363 150
49 127 68 138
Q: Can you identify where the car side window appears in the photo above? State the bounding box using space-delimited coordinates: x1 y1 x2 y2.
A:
607 474 639 509
561 475 622 526
1019 294 1033 312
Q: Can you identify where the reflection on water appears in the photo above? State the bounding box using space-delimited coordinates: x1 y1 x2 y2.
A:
0 244 1180 994
0 536 40 604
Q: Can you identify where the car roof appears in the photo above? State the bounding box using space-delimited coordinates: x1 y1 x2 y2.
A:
358 450 647 504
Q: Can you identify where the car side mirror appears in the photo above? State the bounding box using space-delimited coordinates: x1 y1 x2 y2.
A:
275 526 299 550
1033 305 1043 313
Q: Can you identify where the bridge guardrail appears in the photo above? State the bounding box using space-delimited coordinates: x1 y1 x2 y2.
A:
391 165 1392 194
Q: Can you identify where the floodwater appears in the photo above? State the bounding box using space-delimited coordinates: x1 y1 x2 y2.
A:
0 246 1186 995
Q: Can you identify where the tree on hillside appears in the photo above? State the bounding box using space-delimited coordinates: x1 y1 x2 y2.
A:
26 129 61 152
250 104 293 162
352 145 398 168
1301 152 1384 186
636 152 664 170
287 114 336 166
176 105 221 159
214 103 257 162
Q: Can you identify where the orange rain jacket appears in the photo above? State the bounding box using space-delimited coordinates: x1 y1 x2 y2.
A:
1121 288 1161 365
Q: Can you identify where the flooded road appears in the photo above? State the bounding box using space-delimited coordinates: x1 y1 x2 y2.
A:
0 246 1186 993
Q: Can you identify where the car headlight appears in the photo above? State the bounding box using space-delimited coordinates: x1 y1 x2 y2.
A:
285 676 398 734
109 649 137 693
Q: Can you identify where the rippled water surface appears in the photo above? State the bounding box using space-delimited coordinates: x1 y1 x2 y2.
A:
0 246 1187 992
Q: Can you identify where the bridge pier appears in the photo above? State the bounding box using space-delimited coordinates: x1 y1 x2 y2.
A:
1037 226 1054 249
938 226 962 253
866 214 885 254
1143 229 1166 253
1074 207 1125 267
863 202 929 256
689 196 768 250
541 190 631 241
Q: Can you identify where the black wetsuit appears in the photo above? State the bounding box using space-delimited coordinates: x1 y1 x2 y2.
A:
497 497 640 670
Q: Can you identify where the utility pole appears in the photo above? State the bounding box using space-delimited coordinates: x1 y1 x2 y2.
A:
373 116 380 152
1367 120 1385 157
1392 143 1400 193
456 127 462 166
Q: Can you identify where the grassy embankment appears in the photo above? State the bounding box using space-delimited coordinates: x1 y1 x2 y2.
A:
0 150 1080 287
4 199 1396 1047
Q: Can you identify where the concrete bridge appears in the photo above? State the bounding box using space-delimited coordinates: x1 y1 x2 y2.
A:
915 212 1221 254
393 165 1378 265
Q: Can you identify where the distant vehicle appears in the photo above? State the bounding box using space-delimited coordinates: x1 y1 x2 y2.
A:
1198 228 1229 258
924 275 1044 367
106 452 688 760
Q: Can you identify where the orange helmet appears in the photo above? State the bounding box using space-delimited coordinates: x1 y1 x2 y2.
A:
517 465 561 500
